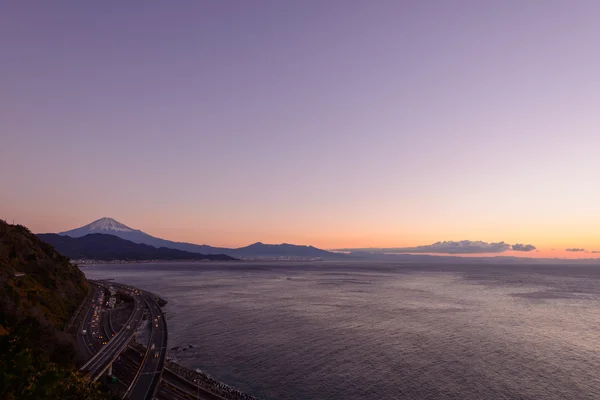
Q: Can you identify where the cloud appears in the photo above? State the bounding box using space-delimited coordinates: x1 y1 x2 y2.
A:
363 240 512 254
511 243 537 252
592 251 600 254
566 248 585 252
337 240 539 255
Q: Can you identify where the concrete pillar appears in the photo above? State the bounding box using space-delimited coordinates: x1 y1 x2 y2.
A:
107 363 112 376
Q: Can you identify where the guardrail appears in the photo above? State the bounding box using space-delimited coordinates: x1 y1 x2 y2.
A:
122 296 156 399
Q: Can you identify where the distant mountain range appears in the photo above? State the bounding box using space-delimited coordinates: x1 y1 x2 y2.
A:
38 233 236 261
56 217 342 260
51 217 600 265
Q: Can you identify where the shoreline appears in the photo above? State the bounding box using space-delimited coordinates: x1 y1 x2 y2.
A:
130 341 258 400
75 259 240 266
117 280 258 399
166 357 257 400
75 258 328 266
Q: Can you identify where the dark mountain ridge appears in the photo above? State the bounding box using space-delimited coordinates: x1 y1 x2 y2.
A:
38 233 237 261
57 217 344 259
231 242 335 258
59 217 231 255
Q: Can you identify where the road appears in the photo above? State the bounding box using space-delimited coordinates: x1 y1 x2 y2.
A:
125 295 168 399
79 288 145 381
79 281 197 400
76 285 105 358
101 309 115 342
101 291 221 399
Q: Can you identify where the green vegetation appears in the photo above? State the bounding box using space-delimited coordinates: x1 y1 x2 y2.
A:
0 220 111 399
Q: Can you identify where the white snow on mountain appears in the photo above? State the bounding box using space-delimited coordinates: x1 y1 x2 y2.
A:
59 217 138 237
84 217 134 232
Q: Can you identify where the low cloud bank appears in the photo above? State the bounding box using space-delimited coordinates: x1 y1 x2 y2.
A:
339 240 537 255
387 241 510 254
566 248 585 252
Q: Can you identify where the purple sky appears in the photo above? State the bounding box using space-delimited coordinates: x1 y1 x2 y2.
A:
2 1 599 254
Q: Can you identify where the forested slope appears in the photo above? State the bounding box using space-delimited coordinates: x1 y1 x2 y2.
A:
0 220 111 399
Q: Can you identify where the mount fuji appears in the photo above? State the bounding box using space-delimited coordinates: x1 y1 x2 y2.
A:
58 217 228 254
57 217 341 259
60 217 138 235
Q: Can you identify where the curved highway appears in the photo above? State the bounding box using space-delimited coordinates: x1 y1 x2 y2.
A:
80 289 144 381
77 281 175 399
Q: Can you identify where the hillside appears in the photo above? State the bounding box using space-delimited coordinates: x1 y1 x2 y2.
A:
0 220 111 399
38 233 237 261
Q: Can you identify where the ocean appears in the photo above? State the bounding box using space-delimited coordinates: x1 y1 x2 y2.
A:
83 262 600 400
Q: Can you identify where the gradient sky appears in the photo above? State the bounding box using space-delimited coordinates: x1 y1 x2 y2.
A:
2 1 599 257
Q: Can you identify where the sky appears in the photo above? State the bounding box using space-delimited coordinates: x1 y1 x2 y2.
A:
1 1 599 258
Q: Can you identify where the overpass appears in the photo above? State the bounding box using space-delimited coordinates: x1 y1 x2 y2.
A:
80 293 144 380
78 281 217 399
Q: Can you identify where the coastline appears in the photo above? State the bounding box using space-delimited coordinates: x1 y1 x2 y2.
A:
75 257 327 266
116 280 257 399
130 341 258 400
74 259 239 266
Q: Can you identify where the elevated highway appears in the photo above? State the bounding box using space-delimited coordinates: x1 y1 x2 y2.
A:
79 289 144 381
79 280 203 400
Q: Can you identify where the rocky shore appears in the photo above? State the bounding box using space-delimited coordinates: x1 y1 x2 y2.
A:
166 358 257 400
130 341 257 400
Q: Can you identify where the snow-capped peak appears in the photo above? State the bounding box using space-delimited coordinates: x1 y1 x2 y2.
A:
85 217 135 232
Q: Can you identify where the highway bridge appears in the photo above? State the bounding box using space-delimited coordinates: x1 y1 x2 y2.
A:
80 295 144 380
77 281 229 400
77 282 164 399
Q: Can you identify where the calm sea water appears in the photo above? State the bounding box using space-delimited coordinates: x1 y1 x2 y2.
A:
84 262 600 400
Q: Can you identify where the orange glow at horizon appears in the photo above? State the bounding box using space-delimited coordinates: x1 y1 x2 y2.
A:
9 212 600 260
